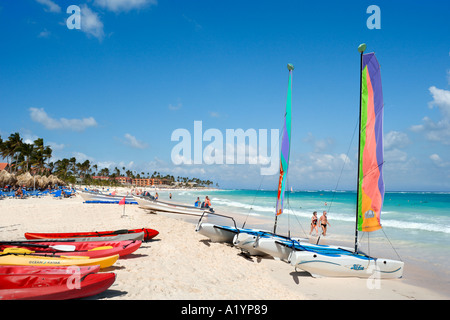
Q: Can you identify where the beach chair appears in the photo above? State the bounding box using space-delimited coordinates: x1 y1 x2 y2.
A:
52 190 62 199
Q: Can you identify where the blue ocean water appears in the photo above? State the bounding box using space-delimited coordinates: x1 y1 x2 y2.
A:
157 189 450 296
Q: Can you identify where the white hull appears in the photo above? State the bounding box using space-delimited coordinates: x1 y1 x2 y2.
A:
251 237 297 260
232 232 273 256
133 196 211 216
255 238 353 261
232 232 308 258
195 223 238 243
79 190 136 204
289 250 404 279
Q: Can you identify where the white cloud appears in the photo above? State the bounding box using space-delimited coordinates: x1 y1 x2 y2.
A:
124 133 149 149
384 131 410 150
411 86 450 145
94 0 157 12
38 29 51 38
303 132 334 152
80 5 104 40
48 142 65 150
29 108 98 131
168 103 182 111
430 154 450 168
72 152 95 162
36 0 61 13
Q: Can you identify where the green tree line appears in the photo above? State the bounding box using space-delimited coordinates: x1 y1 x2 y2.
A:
0 132 215 187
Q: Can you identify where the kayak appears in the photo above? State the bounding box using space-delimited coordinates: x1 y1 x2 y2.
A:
24 228 159 241
0 240 142 259
6 232 145 243
0 272 116 300
0 253 119 269
0 265 100 275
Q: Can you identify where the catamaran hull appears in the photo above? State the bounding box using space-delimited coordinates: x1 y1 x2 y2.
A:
253 238 296 261
255 238 353 261
195 223 238 243
232 232 309 258
289 251 404 279
232 233 269 256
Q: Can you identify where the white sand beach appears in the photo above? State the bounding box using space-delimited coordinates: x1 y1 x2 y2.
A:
0 193 447 300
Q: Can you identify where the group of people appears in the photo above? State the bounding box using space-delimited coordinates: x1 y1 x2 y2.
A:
309 211 330 236
194 196 211 208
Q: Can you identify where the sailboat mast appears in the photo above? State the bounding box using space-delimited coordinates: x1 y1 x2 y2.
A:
355 43 366 253
274 63 294 234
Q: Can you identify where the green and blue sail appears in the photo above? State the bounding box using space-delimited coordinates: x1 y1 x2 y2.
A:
275 64 293 217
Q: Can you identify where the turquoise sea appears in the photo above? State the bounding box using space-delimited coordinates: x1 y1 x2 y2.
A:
156 189 450 297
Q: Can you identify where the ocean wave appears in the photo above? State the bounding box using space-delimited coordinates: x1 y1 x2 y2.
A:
381 219 450 234
212 198 274 213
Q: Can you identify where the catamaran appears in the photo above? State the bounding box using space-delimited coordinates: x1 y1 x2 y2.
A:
196 64 306 252
288 44 404 278
231 63 305 255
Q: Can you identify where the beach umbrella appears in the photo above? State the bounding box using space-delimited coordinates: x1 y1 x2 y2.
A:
1 172 17 188
48 175 59 186
0 171 14 187
38 175 49 188
16 172 34 188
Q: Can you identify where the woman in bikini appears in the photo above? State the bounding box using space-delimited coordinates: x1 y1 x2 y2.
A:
309 211 319 235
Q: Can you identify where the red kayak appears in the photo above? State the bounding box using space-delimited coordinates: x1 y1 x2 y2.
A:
0 265 100 275
0 272 116 300
0 240 142 259
24 228 158 241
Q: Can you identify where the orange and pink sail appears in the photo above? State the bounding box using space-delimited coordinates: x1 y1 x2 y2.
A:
357 52 384 232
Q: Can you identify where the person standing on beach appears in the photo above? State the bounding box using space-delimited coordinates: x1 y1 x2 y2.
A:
319 211 330 236
309 211 319 235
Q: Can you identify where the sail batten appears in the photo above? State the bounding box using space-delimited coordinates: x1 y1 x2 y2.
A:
357 52 384 233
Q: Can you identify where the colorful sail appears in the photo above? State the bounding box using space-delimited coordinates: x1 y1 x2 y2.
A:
275 64 293 217
357 53 384 232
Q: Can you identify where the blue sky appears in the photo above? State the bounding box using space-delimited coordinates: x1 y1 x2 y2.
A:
0 0 449 191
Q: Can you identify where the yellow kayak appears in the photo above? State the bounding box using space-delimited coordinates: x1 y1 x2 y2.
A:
0 252 119 269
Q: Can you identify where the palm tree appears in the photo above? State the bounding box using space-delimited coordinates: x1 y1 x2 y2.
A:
43 145 52 172
54 158 70 180
19 142 34 172
32 138 45 175
7 133 23 174
79 160 91 179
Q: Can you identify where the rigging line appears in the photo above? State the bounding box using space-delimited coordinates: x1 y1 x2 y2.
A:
361 161 385 180
242 112 285 229
242 176 265 228
381 227 403 262
326 113 359 214
285 200 308 238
